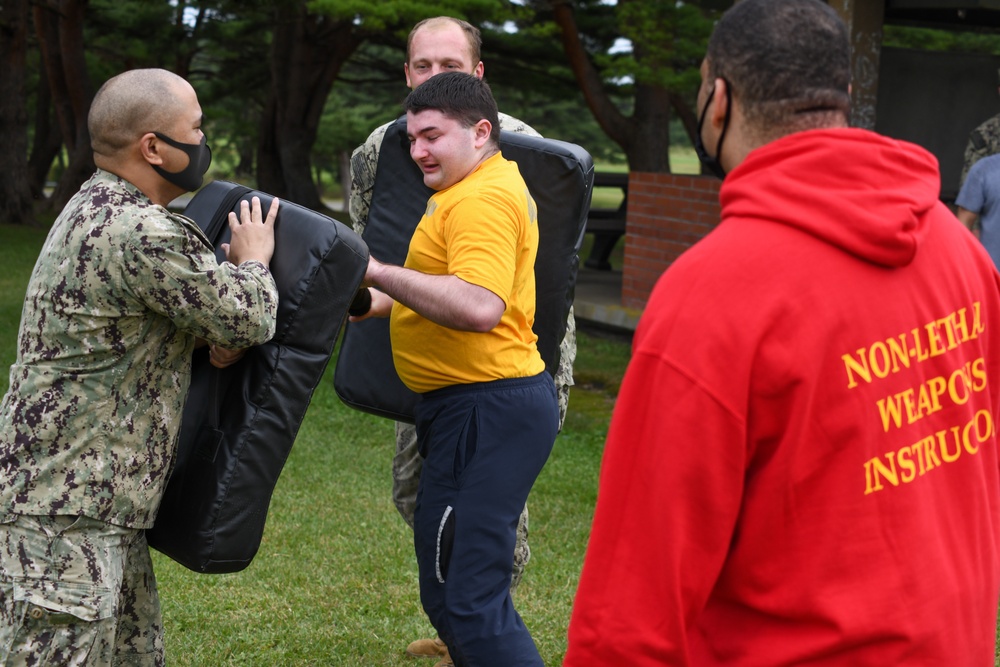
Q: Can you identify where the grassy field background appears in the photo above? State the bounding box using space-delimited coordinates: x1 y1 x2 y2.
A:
0 221 632 666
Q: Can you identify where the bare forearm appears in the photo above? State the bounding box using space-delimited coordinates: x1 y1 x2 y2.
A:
367 260 503 332
957 207 981 239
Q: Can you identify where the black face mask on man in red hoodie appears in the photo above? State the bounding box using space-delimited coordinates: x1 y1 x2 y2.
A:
694 80 730 181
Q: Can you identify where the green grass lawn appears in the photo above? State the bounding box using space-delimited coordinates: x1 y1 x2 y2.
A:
0 221 631 666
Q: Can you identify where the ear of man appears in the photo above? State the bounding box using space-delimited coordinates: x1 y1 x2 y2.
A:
708 77 730 130
139 133 167 167
473 119 492 149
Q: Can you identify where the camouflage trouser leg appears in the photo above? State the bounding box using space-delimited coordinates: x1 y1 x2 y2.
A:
0 515 163 667
391 421 423 531
393 422 532 592
555 307 576 430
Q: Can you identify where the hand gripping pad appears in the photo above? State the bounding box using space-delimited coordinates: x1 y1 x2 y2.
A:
147 181 368 573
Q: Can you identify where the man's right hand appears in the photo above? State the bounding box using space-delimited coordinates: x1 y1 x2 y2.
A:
222 196 278 266
348 288 394 322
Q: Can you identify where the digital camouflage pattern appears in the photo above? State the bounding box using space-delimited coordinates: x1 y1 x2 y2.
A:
0 169 277 665
961 113 1000 188
0 515 163 666
351 113 577 591
0 169 278 529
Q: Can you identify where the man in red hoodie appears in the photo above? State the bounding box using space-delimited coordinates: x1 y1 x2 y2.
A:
564 0 1000 665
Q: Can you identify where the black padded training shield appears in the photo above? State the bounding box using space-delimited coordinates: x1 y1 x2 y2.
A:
146 181 368 573
334 117 594 423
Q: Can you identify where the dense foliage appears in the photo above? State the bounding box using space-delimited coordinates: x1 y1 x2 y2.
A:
3 0 723 224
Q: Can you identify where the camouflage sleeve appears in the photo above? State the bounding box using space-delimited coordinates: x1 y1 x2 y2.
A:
498 112 541 139
349 121 392 236
121 213 278 349
961 116 1000 188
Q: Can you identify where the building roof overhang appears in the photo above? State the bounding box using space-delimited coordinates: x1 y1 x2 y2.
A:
885 0 1000 30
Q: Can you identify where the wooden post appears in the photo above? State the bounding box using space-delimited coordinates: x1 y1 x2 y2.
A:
826 0 886 130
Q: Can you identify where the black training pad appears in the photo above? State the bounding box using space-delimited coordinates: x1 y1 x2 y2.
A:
334 117 594 422
146 181 368 573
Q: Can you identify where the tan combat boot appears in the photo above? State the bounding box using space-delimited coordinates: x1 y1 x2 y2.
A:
405 637 448 659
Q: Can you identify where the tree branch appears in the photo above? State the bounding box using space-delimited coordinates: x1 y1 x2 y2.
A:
550 0 633 152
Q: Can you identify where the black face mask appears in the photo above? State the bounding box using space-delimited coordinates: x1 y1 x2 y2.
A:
694 79 731 181
152 132 212 192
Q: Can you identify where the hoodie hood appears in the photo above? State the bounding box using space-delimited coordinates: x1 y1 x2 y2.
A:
720 128 941 268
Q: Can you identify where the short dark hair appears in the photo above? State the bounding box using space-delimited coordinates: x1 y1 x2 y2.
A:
404 71 501 148
706 0 851 134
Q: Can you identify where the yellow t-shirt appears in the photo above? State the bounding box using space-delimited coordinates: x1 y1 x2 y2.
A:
390 152 545 393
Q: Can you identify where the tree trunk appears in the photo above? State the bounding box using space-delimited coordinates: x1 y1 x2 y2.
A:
550 0 633 150
550 0 676 173
34 0 94 212
257 96 285 195
631 83 671 173
0 0 36 225
257 1 362 212
628 36 671 173
28 74 64 201
172 2 206 78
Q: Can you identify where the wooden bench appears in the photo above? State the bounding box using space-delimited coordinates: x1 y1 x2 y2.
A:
584 171 628 271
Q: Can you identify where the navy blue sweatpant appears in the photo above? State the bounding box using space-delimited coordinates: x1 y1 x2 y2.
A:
413 372 558 667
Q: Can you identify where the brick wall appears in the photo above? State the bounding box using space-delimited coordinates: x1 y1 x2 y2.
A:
622 172 722 310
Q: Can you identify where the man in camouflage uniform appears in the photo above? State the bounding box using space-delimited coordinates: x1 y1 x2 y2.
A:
0 68 279 666
348 16 576 667
960 68 1000 188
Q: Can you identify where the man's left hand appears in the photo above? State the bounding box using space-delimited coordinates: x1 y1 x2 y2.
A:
209 345 246 368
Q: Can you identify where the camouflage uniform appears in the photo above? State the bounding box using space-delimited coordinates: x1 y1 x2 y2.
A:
960 113 1000 188
0 516 161 665
0 170 278 666
349 114 577 591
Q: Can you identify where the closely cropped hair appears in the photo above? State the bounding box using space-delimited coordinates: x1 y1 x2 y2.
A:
89 69 185 157
706 0 851 134
404 71 501 148
407 16 482 64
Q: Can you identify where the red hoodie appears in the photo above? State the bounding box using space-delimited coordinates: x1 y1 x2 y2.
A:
565 128 1000 666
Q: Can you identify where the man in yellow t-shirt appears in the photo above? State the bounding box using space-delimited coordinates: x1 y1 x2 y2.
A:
349 25 574 663
350 72 557 667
